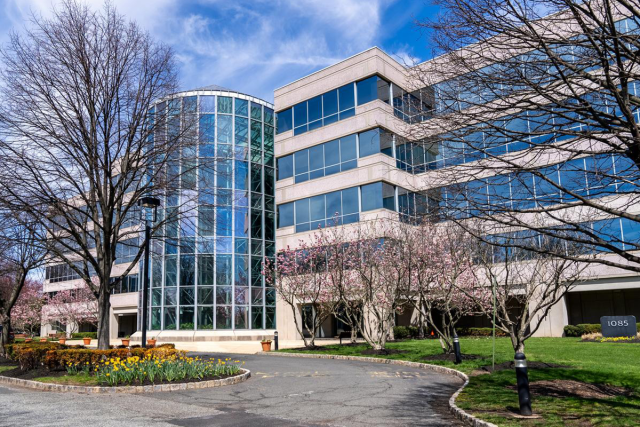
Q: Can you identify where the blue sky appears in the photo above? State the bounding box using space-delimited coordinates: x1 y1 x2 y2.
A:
0 0 439 103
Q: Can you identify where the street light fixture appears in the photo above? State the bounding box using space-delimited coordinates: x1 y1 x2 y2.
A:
138 196 160 348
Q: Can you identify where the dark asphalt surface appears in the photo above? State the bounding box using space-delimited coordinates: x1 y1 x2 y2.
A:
0 352 465 426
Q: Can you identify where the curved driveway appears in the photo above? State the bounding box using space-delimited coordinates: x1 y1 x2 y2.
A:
0 353 464 426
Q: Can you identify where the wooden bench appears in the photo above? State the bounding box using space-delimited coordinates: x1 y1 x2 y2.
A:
13 333 26 339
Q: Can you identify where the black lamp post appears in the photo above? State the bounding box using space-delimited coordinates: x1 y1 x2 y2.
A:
138 196 160 348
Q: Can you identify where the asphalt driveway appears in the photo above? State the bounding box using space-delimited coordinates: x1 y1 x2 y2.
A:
0 353 464 426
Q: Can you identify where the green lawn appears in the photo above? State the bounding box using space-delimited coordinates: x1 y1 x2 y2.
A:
281 337 640 426
0 365 16 374
34 373 98 386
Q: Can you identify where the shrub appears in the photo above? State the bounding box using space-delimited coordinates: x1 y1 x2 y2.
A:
6 342 68 370
407 326 420 338
44 346 184 370
564 325 583 337
456 327 507 337
71 332 97 339
577 324 602 334
393 326 410 340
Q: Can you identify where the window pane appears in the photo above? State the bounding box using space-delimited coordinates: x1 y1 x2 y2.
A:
164 307 176 330
324 139 340 166
216 286 232 305
308 95 322 123
325 191 341 218
277 155 293 180
361 182 382 211
295 199 310 224
342 187 359 214
235 306 248 329
198 255 214 286
276 108 292 134
251 102 262 121
235 98 248 116
294 150 309 175
293 102 307 128
278 203 294 228
309 145 324 171
340 134 357 161
235 117 248 146
197 307 213 329
323 90 338 116
252 306 264 329
217 114 232 143
199 95 215 113
199 115 215 142
359 128 380 157
218 96 232 114
216 306 232 329
310 195 326 221
357 76 378 105
338 83 355 111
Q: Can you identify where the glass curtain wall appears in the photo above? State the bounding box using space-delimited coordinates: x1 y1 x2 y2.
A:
148 91 276 332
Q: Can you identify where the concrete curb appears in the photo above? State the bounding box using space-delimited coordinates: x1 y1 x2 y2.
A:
259 352 497 427
0 368 250 394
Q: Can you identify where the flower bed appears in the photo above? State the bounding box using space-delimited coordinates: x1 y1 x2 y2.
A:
89 354 242 386
581 332 640 343
2 342 244 388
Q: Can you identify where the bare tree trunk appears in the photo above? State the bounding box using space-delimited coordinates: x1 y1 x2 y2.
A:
97 286 111 349
0 316 10 357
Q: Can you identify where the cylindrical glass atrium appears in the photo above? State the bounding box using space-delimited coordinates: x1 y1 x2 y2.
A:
146 86 276 334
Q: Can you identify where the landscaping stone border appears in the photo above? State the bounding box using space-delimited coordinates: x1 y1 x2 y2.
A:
260 352 497 427
0 368 250 394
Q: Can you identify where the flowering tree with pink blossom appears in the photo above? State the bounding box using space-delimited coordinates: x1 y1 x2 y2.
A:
312 222 362 344
400 222 487 354
11 280 45 337
264 237 335 349
43 285 98 337
345 220 409 352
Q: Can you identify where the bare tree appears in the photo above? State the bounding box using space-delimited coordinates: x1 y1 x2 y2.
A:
466 232 589 353
401 1 640 273
0 1 199 349
0 213 47 355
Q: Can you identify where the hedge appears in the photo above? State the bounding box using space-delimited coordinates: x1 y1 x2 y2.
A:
393 326 507 339
564 323 640 337
71 332 97 339
5 342 179 370
456 327 507 337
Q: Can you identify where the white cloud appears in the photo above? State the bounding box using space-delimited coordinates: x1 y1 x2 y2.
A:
0 0 396 101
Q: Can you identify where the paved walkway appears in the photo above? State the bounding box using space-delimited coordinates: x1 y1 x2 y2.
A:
0 352 464 426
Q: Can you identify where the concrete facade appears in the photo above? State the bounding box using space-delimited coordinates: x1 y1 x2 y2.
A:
273 47 640 340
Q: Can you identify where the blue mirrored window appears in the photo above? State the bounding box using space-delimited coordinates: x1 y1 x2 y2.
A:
357 75 390 106
276 108 292 134
277 155 293 180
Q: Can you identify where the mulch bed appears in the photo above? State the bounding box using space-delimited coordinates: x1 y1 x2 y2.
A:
507 379 634 399
423 353 482 362
478 361 570 373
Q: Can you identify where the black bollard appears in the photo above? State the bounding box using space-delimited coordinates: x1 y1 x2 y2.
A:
514 352 532 416
274 330 279 351
453 333 462 364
